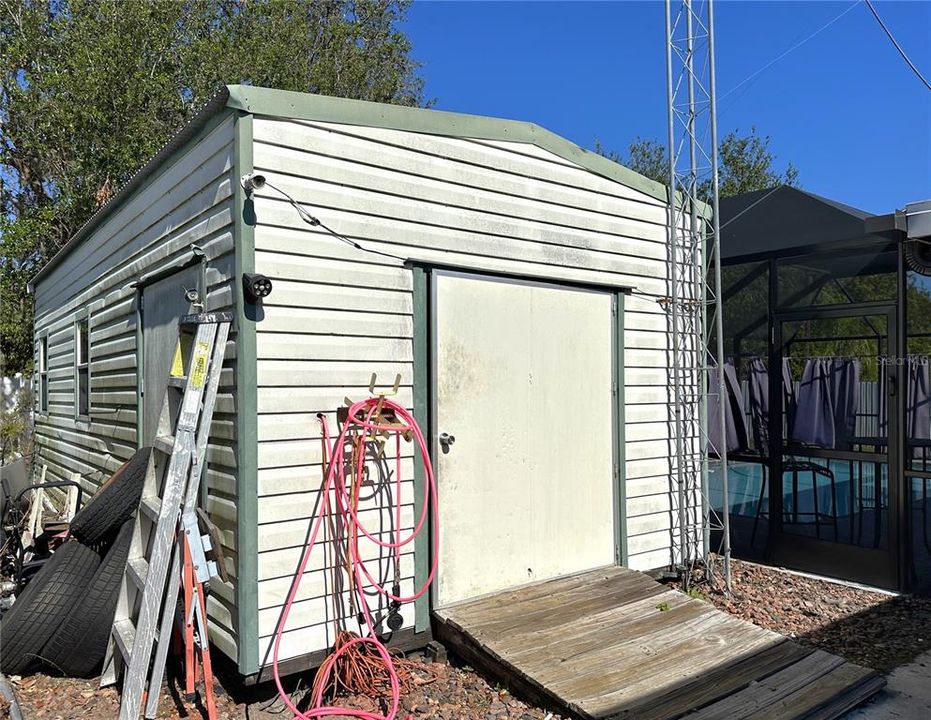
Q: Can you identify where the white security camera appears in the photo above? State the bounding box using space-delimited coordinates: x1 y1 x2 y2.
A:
240 172 267 195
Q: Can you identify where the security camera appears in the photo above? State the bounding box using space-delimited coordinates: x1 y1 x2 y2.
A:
240 172 267 195
242 273 273 302
184 287 201 304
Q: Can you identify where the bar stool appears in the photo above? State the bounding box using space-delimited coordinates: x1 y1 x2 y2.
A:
751 456 839 544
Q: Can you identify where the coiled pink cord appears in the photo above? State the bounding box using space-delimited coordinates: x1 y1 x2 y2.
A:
272 397 439 719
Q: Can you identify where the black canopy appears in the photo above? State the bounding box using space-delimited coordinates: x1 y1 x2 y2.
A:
720 186 886 262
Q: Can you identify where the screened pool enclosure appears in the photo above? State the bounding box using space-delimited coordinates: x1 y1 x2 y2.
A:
711 188 931 593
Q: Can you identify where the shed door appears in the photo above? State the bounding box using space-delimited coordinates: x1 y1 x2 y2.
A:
141 266 201 445
434 273 617 607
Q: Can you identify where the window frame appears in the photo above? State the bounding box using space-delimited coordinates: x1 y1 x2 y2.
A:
37 334 49 415
74 310 91 420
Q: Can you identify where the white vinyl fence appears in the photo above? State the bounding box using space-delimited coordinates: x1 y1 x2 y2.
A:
1 375 30 412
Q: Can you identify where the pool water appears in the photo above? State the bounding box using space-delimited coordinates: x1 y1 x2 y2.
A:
708 460 931 592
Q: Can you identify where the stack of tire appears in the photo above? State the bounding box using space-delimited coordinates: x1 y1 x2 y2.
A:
1 447 152 677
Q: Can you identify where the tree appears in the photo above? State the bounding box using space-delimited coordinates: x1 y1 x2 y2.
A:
716 129 799 198
0 0 425 374
597 127 800 198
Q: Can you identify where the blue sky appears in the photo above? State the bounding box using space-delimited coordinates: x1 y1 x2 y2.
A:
403 1 931 214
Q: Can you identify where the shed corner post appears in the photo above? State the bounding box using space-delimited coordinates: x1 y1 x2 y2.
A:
411 265 431 633
614 290 628 567
232 109 260 676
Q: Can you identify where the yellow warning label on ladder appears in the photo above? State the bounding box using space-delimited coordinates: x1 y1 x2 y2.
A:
170 341 185 378
190 341 210 389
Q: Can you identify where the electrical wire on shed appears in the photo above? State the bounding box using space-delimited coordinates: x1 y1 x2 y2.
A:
864 0 931 92
243 173 409 263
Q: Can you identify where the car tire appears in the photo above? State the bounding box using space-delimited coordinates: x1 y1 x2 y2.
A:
0 541 101 675
41 520 134 677
69 447 152 546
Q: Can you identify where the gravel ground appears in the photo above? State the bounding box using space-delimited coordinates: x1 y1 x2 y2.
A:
7 657 566 719
678 558 931 672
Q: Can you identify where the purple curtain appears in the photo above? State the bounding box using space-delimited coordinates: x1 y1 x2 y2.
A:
707 360 749 456
792 358 835 448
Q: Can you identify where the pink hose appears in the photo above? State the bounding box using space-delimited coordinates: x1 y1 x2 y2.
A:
272 397 439 720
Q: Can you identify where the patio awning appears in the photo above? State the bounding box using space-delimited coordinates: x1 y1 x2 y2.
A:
720 186 885 262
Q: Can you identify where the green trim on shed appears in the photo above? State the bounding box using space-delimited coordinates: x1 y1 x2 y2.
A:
232 111 261 676
225 85 671 205
411 266 430 633
613 291 628 565
134 291 143 447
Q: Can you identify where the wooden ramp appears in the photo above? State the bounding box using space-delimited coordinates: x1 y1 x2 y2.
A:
433 566 884 720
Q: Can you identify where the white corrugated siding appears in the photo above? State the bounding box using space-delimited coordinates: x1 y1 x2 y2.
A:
31 114 241 662
251 116 694 663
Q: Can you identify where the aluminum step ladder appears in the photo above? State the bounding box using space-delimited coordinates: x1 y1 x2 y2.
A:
100 311 232 720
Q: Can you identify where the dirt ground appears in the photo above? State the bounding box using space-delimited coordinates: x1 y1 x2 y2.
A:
9 558 931 719
6 656 566 720
680 558 931 673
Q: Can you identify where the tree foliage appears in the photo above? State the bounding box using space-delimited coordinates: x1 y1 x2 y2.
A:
715 129 800 198
0 0 424 373
597 127 800 200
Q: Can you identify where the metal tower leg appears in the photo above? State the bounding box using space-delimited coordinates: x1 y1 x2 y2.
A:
664 0 731 592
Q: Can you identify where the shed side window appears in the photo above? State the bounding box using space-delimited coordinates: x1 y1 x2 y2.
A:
75 317 90 418
38 336 48 413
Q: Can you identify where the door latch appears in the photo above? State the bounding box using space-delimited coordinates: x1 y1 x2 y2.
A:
439 432 456 454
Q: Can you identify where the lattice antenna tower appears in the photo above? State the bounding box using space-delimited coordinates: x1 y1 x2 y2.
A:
663 0 731 591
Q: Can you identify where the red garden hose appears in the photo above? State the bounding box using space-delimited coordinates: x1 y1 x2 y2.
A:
272 397 439 719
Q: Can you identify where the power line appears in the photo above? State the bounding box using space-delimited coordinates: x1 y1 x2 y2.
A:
718 185 782 231
864 0 931 92
698 2 860 150
718 1 860 104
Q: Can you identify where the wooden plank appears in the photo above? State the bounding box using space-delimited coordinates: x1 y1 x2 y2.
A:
686 651 848 720
520 601 722 686
800 673 886 720
756 664 884 720
436 566 622 619
441 566 650 615
546 606 741 697
458 571 663 638
438 567 651 632
433 615 569 716
498 590 698 661
573 618 784 716
606 641 814 720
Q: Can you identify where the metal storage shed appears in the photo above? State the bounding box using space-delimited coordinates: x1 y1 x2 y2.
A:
28 85 696 679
